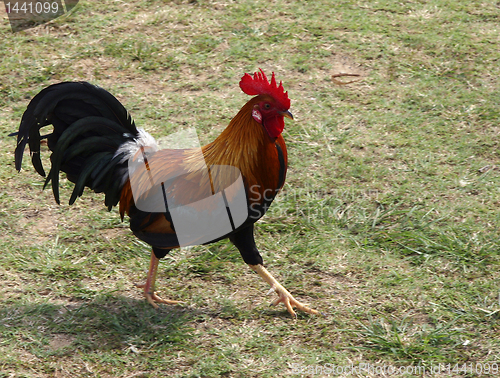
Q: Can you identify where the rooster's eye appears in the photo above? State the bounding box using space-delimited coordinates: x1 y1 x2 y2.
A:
264 103 271 109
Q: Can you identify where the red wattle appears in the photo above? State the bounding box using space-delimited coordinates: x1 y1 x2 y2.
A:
263 116 285 139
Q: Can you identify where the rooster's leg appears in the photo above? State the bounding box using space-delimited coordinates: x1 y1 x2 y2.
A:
249 264 318 317
136 251 180 308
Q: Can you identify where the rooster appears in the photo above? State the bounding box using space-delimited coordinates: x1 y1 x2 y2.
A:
13 69 318 317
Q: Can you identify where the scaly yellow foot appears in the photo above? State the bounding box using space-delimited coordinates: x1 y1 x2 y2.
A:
135 282 180 308
137 250 181 308
269 284 318 317
249 264 319 317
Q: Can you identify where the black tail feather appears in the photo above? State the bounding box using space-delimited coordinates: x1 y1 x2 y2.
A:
14 82 140 208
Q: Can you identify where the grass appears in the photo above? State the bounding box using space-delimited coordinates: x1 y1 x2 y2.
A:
1 0 499 376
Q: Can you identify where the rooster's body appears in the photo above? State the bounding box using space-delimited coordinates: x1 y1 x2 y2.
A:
13 70 317 317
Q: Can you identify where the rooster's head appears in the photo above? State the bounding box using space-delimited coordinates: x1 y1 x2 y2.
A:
239 69 293 139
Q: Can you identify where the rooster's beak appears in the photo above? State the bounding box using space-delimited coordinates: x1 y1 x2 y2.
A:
281 110 294 120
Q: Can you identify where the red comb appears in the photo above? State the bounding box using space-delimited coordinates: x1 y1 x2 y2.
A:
239 69 290 109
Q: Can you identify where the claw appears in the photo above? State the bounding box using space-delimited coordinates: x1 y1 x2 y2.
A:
270 286 318 317
135 282 181 308
249 264 319 317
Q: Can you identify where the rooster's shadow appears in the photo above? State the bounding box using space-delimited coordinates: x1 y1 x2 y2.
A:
0 295 197 352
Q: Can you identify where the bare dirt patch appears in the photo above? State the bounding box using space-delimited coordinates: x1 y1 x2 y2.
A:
50 333 75 350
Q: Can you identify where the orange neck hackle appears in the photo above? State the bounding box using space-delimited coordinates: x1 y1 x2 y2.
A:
202 95 287 203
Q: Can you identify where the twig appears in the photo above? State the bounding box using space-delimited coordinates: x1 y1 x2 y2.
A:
331 73 362 85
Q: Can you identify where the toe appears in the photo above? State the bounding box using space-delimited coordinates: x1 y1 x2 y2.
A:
284 299 297 318
145 294 160 309
272 290 318 316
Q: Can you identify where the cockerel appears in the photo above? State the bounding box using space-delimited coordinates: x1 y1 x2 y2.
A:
13 69 318 317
